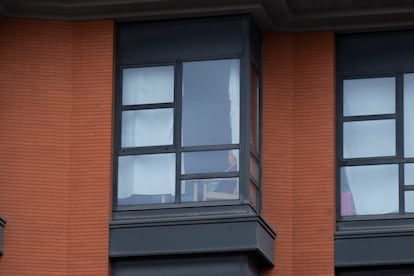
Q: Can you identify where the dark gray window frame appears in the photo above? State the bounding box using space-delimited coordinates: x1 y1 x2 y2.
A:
112 16 264 219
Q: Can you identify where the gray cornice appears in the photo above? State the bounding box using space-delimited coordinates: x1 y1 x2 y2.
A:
2 0 414 31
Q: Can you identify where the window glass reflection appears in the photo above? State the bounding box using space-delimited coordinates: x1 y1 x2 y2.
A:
404 74 414 157
117 153 176 205
405 191 414 213
181 178 239 202
343 77 395 116
405 163 414 185
341 164 398 215
182 150 238 174
122 109 173 147
343 119 395 158
122 66 174 105
182 59 239 146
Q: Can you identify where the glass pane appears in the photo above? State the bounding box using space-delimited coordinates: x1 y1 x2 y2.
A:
249 180 258 209
405 191 414 213
122 108 173 147
182 150 238 174
343 77 395 116
122 66 174 105
182 59 240 146
404 74 414 157
181 178 239 202
117 153 176 205
405 163 414 185
250 66 259 151
340 164 398 215
343 119 395 158
250 154 259 182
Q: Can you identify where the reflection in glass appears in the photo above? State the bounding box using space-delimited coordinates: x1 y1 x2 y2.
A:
249 181 258 208
182 59 239 146
404 74 414 157
122 108 173 147
122 66 174 105
181 178 239 202
341 164 398 215
250 66 259 151
250 154 259 182
343 77 395 116
405 191 414 213
405 163 414 185
117 153 175 205
182 150 238 174
343 120 395 158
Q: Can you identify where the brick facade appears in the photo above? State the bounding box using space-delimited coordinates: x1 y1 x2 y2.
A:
262 32 335 276
0 19 114 276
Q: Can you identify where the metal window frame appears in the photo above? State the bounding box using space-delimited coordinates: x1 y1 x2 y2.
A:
112 16 263 217
336 72 414 223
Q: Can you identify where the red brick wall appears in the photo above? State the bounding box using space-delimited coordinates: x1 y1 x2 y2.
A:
262 32 335 276
0 18 113 275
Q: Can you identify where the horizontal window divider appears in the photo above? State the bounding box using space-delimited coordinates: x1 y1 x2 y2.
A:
343 114 396 122
118 146 176 155
119 63 176 70
181 172 239 180
122 103 174 111
340 157 400 166
180 144 239 152
404 185 414 191
404 158 414 163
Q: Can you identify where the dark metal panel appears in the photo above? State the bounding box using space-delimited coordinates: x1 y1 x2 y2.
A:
112 255 258 276
335 231 414 267
117 18 245 65
110 215 275 267
0 217 6 257
337 265 414 276
337 31 414 76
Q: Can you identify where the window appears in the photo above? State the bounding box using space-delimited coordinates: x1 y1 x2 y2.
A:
114 18 262 209
336 32 414 220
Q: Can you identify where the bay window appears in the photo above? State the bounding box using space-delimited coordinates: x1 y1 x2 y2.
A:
114 17 262 210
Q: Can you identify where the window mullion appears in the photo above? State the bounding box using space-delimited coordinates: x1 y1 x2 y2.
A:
397 74 405 214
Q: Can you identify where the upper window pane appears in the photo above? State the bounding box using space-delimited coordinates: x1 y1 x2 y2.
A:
343 119 395 158
250 66 259 151
181 150 238 175
404 74 414 157
122 109 173 148
182 59 240 146
343 77 395 117
122 66 174 105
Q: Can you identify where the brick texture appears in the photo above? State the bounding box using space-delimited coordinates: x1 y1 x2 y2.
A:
0 18 113 275
262 32 335 276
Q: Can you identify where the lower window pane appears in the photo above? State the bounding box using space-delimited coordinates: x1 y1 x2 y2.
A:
405 163 414 185
249 180 258 208
340 164 398 216
181 178 239 202
405 191 414 213
117 153 175 205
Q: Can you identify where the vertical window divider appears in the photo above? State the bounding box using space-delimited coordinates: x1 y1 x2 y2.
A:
397 73 405 214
